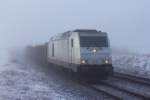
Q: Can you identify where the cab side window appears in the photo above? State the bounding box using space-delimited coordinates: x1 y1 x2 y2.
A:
52 43 54 57
71 39 74 48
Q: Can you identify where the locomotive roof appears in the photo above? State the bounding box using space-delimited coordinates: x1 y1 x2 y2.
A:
51 29 106 40
73 29 98 33
51 31 71 40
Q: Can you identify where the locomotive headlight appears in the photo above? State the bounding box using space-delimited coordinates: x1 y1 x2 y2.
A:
92 48 97 53
105 60 109 64
81 60 86 64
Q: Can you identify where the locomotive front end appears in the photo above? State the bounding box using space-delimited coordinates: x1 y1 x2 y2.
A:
77 31 113 78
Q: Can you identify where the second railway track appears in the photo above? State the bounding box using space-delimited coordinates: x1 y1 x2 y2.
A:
92 81 150 100
113 72 150 86
80 72 150 100
80 80 150 100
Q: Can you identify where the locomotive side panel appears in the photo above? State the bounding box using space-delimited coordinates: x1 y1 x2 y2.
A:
48 38 69 68
69 32 80 64
68 32 81 72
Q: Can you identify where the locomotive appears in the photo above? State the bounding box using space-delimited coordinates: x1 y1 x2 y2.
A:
47 29 113 79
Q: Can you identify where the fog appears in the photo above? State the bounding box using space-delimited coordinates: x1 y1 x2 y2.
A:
0 0 150 53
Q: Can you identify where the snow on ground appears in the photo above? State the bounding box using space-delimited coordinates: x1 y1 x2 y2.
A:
0 47 113 100
0 48 61 100
1 45 149 100
112 50 150 79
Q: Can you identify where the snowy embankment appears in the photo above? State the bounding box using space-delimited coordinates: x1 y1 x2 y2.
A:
113 50 150 79
0 48 62 100
0 46 111 100
1 44 149 100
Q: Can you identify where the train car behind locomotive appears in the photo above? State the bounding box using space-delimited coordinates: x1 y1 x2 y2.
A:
47 29 113 79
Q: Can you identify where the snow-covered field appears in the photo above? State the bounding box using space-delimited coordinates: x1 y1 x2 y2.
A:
0 45 150 100
0 47 112 100
113 50 150 79
0 48 61 100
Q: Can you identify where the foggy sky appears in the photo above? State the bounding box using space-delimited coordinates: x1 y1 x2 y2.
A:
0 0 150 53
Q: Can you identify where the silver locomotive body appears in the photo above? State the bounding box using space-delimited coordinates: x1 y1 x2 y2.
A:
47 29 113 78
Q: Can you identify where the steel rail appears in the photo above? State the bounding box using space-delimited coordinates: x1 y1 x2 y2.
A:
99 81 150 100
77 80 122 100
114 72 150 86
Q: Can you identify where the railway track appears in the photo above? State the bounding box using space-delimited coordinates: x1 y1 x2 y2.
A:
94 81 150 100
80 72 150 100
80 80 149 100
89 81 150 100
114 72 150 86
78 81 122 100
87 84 122 100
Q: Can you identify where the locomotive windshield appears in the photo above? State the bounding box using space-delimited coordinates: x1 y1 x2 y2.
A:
80 36 108 47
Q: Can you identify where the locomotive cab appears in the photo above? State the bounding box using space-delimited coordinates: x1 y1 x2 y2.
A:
70 30 113 78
